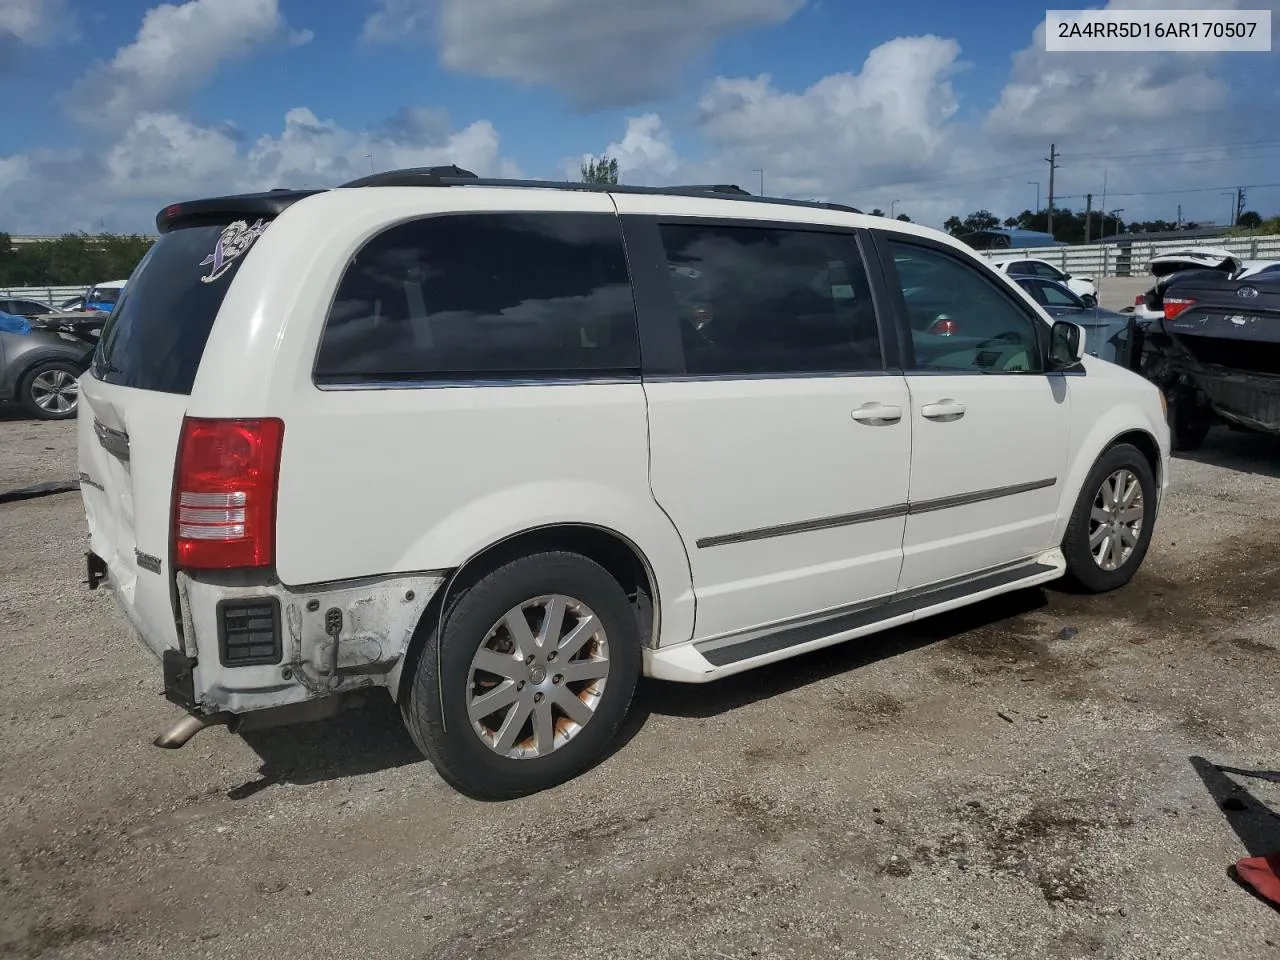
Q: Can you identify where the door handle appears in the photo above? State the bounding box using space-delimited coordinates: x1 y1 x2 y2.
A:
851 402 903 425
921 399 966 421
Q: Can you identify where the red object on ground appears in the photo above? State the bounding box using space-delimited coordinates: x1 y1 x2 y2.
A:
1236 854 1280 907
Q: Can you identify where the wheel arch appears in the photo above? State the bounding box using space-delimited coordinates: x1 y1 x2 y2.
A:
1053 409 1166 546
391 522 662 703
10 348 91 395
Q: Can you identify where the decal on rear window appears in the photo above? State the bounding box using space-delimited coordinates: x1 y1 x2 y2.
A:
200 218 269 283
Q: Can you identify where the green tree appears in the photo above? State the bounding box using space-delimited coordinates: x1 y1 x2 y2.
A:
0 231 155 286
580 154 619 185
1237 210 1263 229
895 213 912 222
870 208 885 217
944 210 1000 236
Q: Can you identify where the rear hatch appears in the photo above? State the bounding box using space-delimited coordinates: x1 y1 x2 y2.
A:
77 206 287 655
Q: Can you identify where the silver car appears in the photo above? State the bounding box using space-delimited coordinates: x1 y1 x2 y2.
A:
0 314 96 419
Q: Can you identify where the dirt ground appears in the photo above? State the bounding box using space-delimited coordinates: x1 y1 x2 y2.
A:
3 413 1280 960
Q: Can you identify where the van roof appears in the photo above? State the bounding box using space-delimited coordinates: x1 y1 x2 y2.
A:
155 166 862 233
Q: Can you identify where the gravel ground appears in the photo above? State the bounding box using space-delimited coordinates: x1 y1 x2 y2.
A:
3 417 1280 960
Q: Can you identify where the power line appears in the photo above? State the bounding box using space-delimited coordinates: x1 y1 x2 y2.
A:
1060 136 1280 163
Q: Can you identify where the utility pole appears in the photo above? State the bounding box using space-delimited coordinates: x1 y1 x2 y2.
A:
1235 186 1246 225
1084 193 1093 243
1177 203 1182 228
1221 191 1236 228
1045 143 1058 239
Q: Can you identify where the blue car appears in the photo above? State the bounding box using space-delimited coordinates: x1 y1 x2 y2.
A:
1011 275 1136 367
84 280 127 314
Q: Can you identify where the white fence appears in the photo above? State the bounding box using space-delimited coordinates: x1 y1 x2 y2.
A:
0 286 87 306
980 234 1280 278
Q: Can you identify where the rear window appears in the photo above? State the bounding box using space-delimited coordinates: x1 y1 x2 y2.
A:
313 212 639 384
87 286 121 304
91 220 268 394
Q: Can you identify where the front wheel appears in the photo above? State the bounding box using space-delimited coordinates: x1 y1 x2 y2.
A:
1062 443 1157 593
401 551 641 799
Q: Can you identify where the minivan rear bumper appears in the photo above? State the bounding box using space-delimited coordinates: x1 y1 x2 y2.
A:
94 558 447 716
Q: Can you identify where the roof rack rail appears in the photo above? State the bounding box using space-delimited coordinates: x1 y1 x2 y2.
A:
337 167 862 216
668 183 752 196
340 165 479 188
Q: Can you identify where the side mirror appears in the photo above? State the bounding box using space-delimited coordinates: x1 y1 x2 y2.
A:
1063 272 1073 279
1049 320 1086 369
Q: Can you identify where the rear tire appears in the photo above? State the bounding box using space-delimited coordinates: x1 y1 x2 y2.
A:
19 360 82 420
1168 389 1211 451
401 551 641 800
1062 443 1157 593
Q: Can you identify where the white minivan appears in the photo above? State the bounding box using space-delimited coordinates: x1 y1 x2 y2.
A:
79 168 1170 798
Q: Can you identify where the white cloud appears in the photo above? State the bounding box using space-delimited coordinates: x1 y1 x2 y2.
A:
0 0 75 57
66 0 309 129
564 18 1280 230
363 0 804 107
563 114 681 182
0 107 522 233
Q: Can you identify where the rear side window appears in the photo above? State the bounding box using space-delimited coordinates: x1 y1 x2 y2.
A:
92 220 268 394
313 213 640 384
657 223 882 376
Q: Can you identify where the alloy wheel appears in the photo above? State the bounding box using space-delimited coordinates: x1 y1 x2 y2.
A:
1088 468 1144 571
466 594 611 759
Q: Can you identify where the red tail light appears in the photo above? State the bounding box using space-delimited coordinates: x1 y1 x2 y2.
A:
1135 294 1145 306
1163 297 1195 321
173 418 284 570
929 318 958 336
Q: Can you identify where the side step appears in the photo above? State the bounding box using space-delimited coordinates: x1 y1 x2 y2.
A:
698 559 1057 667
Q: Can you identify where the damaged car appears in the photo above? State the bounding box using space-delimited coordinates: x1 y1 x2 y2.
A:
1134 266 1280 449
1132 247 1279 324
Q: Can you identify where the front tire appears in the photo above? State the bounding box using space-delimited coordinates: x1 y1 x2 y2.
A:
20 360 82 420
1062 443 1157 593
402 551 641 799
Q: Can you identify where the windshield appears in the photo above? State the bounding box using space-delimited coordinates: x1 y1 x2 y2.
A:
92 221 269 394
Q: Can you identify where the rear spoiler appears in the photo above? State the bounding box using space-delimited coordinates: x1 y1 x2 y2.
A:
156 188 327 233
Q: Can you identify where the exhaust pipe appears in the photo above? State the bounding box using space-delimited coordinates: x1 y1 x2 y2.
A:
153 711 232 748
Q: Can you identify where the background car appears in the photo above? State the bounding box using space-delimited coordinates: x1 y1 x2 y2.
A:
1009 275 1136 366
83 279 127 314
1 297 65 318
1133 268 1280 450
0 310 95 419
989 256 1097 305
1134 248 1280 325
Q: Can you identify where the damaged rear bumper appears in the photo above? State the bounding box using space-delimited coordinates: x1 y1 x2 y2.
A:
94 554 446 720
174 571 446 715
1182 365 1280 434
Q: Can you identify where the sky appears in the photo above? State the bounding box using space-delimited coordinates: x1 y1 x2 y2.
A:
1 0 1278 235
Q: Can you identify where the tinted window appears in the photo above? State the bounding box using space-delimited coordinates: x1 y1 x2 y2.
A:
314 213 638 383
889 241 1044 374
1030 261 1064 280
657 223 881 376
1008 260 1033 274
93 224 257 394
9 299 51 316
1039 281 1080 307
